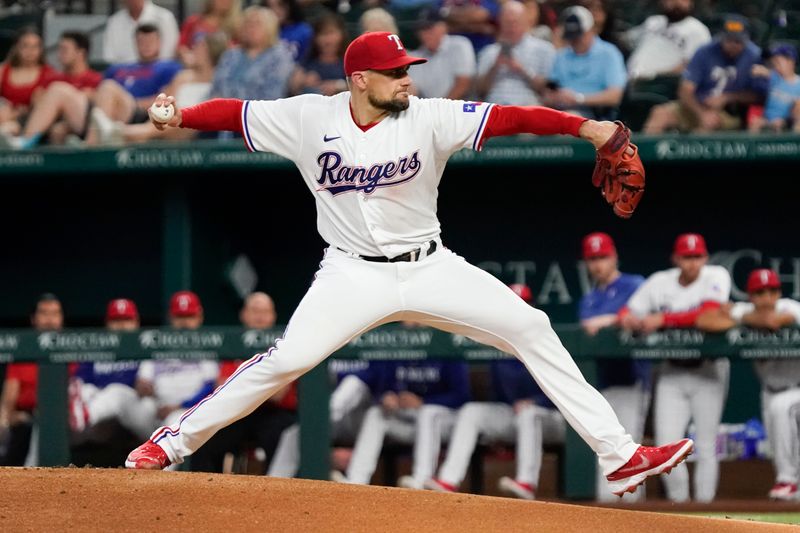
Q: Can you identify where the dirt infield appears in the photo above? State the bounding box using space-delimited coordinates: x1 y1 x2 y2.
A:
0 468 795 532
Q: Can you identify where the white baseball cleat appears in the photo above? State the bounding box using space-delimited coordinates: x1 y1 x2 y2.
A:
497 476 535 500
606 438 694 497
330 470 349 483
769 482 798 501
397 475 424 490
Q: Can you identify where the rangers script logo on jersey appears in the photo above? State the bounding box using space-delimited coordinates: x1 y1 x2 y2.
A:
315 150 422 195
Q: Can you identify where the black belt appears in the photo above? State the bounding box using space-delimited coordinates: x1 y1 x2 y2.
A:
339 240 438 263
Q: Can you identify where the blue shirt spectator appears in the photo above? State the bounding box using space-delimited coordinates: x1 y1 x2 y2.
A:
763 70 800 121
104 60 182 98
684 39 764 102
545 6 626 120
370 361 471 408
281 22 313 61
490 359 553 408
549 38 626 98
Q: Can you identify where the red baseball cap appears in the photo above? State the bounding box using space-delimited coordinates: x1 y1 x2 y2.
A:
673 233 708 257
169 290 203 317
106 298 138 321
747 269 781 293
344 32 427 76
582 232 617 259
509 283 534 303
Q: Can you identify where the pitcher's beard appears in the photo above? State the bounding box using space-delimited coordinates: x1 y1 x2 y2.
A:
368 93 409 113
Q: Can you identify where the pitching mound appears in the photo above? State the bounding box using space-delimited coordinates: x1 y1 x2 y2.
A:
0 468 793 532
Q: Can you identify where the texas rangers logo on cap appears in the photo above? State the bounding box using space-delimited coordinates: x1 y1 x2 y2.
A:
344 32 427 76
673 233 708 257
746 268 781 293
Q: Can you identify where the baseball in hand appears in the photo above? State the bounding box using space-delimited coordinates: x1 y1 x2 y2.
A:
150 103 175 123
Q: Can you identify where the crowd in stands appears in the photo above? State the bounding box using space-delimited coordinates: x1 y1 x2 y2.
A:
3 231 800 504
1 0 799 149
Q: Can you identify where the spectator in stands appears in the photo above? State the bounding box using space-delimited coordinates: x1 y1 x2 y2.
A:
331 359 470 486
69 299 153 441
577 233 650 502
192 292 297 474
620 233 730 503
0 28 60 137
439 0 499 53
521 0 553 42
135 291 219 442
90 24 183 145
543 6 626 120
265 0 313 61
409 8 475 99
289 13 348 96
210 6 295 100
643 15 765 134
103 0 180 63
425 286 565 500
476 1 554 105
696 269 800 501
625 0 711 81
748 44 800 133
118 31 230 143
55 32 103 92
0 293 63 466
358 7 399 34
0 31 102 149
577 0 627 57
178 0 242 66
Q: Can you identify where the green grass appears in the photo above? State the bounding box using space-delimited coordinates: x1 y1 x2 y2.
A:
688 512 800 525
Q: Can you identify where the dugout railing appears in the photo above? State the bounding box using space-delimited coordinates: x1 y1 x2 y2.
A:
3 324 799 499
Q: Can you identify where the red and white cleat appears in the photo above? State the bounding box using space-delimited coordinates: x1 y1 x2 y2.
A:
769 482 798 501
497 476 535 500
125 440 171 470
423 478 457 493
606 438 694 497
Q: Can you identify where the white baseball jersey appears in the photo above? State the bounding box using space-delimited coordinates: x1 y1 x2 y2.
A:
241 92 494 258
626 265 731 317
730 298 800 391
626 15 711 79
138 360 219 406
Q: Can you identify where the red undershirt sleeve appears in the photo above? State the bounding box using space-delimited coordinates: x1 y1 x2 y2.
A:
477 105 588 149
179 98 245 134
662 301 722 328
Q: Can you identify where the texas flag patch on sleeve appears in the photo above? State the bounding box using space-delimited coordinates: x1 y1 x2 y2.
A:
463 102 479 113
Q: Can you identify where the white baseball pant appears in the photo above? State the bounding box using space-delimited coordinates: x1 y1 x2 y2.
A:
654 359 729 502
267 374 372 478
151 247 639 477
80 383 159 440
761 388 800 485
595 383 650 502
344 404 456 485
437 402 565 488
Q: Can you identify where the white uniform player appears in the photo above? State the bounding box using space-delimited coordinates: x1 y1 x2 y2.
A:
127 31 693 497
697 268 800 501
267 361 373 478
621 233 730 502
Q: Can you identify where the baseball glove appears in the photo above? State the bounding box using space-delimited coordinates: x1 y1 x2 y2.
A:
591 121 645 218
